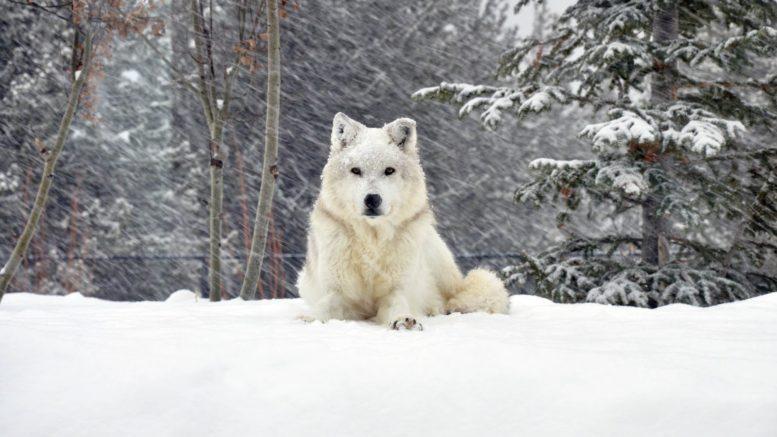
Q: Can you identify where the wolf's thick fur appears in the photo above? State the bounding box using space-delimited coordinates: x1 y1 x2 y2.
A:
297 113 509 330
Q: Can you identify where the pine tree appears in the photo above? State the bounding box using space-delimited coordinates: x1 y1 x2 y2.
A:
415 0 777 307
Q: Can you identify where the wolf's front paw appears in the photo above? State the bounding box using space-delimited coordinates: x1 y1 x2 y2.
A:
390 317 423 331
297 314 317 323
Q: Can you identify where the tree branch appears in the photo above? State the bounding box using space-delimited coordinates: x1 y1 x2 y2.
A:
138 32 211 115
7 0 70 21
189 0 215 131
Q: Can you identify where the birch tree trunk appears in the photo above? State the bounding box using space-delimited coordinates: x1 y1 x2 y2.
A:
208 126 225 301
239 0 281 300
189 0 226 301
642 1 677 266
0 34 94 302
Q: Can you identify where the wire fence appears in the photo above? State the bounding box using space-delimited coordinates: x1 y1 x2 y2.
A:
22 252 527 262
12 252 528 300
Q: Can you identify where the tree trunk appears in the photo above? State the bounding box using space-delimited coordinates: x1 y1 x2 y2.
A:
33 208 47 291
239 0 281 300
65 174 83 294
208 130 225 301
0 34 93 302
19 166 34 293
643 1 678 265
269 212 286 298
234 145 266 298
234 146 252 255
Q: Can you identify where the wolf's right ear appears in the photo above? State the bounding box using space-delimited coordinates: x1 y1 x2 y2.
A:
331 112 363 150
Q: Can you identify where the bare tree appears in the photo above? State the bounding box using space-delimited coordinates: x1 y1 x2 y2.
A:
239 0 281 300
0 31 93 302
142 0 261 301
0 0 165 302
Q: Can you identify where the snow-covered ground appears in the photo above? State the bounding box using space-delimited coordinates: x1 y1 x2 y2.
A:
2 291 777 437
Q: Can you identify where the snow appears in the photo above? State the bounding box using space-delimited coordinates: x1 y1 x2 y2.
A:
679 119 745 157
523 94 550 112
581 111 656 153
411 82 498 104
0 165 20 191
615 173 645 195
588 276 648 306
165 288 198 302
602 42 634 60
2 293 777 436
411 85 441 99
120 69 141 83
595 163 647 197
479 94 516 130
412 82 554 130
592 40 651 68
518 91 551 113
529 158 593 170
453 84 491 100
115 130 132 143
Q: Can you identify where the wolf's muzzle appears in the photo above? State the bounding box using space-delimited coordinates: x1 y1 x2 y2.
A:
363 193 382 217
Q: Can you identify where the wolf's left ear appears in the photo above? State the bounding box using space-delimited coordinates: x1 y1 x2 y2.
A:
384 118 417 151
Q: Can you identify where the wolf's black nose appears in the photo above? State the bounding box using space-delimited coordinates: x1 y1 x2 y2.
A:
364 194 382 210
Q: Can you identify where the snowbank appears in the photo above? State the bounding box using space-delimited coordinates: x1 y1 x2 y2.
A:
2 293 776 437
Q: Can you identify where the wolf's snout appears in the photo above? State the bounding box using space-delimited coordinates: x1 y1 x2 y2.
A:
364 194 382 209
364 194 382 216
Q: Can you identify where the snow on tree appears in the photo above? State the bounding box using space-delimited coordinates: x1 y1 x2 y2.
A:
415 0 777 307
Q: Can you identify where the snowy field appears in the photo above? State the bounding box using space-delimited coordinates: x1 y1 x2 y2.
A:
2 291 777 437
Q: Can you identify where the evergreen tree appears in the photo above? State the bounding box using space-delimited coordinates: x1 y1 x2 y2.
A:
415 0 777 306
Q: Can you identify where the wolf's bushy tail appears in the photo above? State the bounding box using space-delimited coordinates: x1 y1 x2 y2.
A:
446 268 510 314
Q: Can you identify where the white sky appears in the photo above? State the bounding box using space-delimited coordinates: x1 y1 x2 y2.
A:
501 0 576 36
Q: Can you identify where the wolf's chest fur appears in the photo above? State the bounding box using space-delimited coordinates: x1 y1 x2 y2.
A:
333 222 416 303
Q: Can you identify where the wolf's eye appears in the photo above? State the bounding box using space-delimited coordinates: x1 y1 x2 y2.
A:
350 167 362 176
384 167 396 176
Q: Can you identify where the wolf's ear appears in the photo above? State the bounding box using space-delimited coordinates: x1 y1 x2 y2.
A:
331 112 363 150
384 118 417 151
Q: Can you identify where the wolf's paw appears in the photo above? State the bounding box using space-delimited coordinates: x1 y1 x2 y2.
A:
297 314 317 323
390 317 423 331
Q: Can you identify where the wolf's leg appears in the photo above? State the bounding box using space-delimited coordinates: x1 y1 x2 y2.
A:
310 291 350 322
375 292 423 331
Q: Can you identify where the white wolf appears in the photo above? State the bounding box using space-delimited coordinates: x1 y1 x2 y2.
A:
297 113 509 330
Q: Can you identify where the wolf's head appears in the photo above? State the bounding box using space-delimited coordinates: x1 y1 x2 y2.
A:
320 112 428 225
